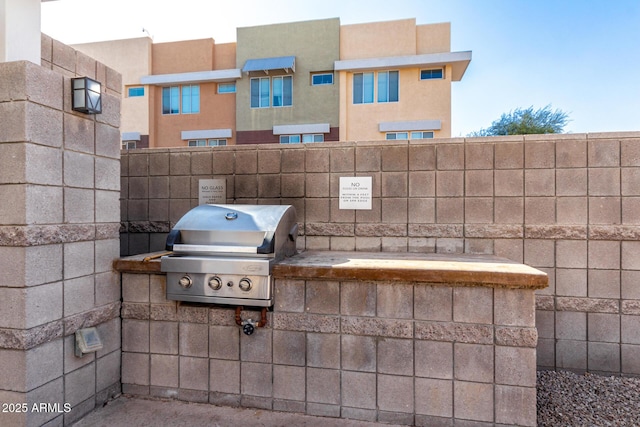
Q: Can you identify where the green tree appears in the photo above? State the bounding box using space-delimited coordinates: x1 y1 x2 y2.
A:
469 105 570 136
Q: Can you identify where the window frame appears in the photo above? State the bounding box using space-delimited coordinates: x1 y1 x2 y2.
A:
162 86 180 115
410 131 434 139
353 72 375 104
188 139 228 147
420 68 444 80
128 86 144 97
279 135 301 144
386 131 434 140
302 134 324 143
311 73 334 86
162 85 200 115
385 132 409 140
251 77 271 108
377 70 399 103
272 75 293 107
181 84 200 114
218 82 236 94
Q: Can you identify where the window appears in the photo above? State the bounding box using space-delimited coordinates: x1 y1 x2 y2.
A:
280 134 324 144
162 86 180 114
378 71 399 103
251 77 270 108
354 71 398 104
182 85 200 114
353 72 374 104
421 68 444 80
302 134 324 143
218 83 236 94
188 139 227 147
312 73 333 85
121 141 137 149
128 87 144 97
251 76 293 108
386 132 409 140
162 85 199 115
386 131 434 140
272 76 292 107
279 135 301 144
411 131 434 139
208 139 227 146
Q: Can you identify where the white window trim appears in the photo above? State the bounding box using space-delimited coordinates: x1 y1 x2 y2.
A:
353 71 399 105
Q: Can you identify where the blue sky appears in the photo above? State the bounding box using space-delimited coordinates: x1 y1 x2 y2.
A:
41 0 640 137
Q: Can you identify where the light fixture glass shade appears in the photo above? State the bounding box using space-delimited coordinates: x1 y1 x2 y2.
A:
71 77 102 114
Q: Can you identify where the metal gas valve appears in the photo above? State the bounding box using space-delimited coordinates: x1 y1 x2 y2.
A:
235 306 267 337
242 320 256 336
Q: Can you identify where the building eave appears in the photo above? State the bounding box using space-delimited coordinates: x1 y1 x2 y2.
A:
140 69 242 86
335 51 472 81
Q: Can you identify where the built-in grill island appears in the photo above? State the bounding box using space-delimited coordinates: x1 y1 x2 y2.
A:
161 204 298 334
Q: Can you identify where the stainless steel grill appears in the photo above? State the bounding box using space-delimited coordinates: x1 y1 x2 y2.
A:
161 204 298 307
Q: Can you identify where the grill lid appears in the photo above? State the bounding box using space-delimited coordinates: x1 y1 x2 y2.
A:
166 204 297 256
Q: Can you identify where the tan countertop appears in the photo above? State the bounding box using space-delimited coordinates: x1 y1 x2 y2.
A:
115 250 547 290
273 251 548 289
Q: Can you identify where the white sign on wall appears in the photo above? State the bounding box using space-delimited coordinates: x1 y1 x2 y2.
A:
339 176 372 210
199 179 226 205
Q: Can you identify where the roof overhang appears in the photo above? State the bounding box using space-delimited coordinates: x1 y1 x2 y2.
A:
121 132 141 141
181 129 233 140
335 51 472 81
379 120 442 132
242 56 295 74
273 123 330 135
140 69 241 86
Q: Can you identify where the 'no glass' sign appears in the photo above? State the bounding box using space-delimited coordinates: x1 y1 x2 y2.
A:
339 177 372 210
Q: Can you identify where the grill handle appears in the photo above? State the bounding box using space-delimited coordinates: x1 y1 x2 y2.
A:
289 223 299 241
256 232 275 254
165 229 181 251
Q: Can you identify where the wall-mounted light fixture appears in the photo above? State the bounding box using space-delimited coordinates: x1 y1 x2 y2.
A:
74 327 103 357
71 77 102 114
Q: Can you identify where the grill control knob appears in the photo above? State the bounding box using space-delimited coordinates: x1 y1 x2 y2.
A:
208 276 222 290
238 278 252 292
178 275 192 289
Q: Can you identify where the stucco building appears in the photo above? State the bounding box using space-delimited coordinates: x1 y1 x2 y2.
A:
73 18 471 149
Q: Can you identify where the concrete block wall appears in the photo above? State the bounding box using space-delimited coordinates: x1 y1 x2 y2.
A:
121 272 539 426
0 35 121 426
120 132 640 376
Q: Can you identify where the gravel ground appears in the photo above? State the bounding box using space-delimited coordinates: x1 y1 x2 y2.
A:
537 370 640 426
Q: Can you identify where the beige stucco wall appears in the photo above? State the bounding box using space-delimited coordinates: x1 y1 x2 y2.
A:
338 19 454 140
340 67 451 141
339 18 415 59
73 37 152 137
417 22 450 53
235 18 340 133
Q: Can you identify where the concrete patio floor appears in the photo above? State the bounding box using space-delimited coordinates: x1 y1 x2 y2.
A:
72 395 405 427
